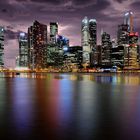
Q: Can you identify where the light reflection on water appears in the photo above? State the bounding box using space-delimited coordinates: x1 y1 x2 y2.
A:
0 73 140 139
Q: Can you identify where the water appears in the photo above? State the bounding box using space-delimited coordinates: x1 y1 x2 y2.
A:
0 73 140 140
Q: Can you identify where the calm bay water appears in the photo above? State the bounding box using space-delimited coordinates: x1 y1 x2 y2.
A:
0 73 140 140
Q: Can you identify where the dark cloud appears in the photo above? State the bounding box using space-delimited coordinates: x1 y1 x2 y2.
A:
73 0 96 5
6 26 14 30
115 0 123 3
30 0 61 4
1 9 7 13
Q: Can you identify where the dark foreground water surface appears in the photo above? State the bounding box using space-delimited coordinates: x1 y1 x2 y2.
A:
0 73 140 140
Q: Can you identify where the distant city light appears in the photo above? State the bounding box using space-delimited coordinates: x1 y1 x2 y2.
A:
125 11 133 16
15 67 29 71
125 12 129 16
20 32 25 37
1 28 4 32
63 46 68 51
89 19 97 23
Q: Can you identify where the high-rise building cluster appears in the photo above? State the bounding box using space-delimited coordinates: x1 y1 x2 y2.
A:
16 20 70 70
0 11 139 71
81 11 140 70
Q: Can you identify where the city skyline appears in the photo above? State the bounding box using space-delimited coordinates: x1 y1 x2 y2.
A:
0 0 140 67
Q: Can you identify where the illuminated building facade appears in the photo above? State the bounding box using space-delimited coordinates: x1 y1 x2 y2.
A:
47 44 56 66
115 11 139 69
117 24 129 45
50 22 58 44
82 16 90 65
124 32 139 68
123 12 139 68
47 35 69 67
111 45 124 67
89 19 97 66
112 24 129 67
28 20 47 69
47 44 63 67
124 11 134 32
0 27 4 68
19 32 28 67
47 21 70 67
89 19 97 49
81 17 98 67
63 46 82 69
101 32 112 66
28 26 33 68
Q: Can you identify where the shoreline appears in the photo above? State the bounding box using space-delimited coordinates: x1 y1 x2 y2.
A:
1 71 140 74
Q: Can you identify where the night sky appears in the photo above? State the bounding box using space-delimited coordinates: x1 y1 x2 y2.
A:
1 0 140 68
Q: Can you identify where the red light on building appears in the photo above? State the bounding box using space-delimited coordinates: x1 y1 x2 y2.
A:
129 32 139 37
129 44 136 47
135 32 139 36
129 32 135 36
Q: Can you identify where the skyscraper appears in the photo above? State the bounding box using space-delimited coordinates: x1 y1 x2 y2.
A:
19 32 28 68
117 24 129 45
89 19 97 49
81 17 98 67
0 27 4 68
89 19 97 66
124 32 139 68
123 11 139 69
81 16 90 66
101 32 112 66
50 22 58 44
124 11 134 32
28 20 47 69
47 22 70 67
28 26 33 68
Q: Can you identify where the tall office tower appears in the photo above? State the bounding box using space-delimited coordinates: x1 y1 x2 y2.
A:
28 26 33 68
89 19 97 48
89 19 97 66
124 11 134 32
28 20 47 69
117 24 129 45
0 27 4 68
122 11 139 68
50 22 58 44
81 16 90 66
115 24 129 68
47 34 69 67
124 32 139 68
101 32 112 66
19 32 28 68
